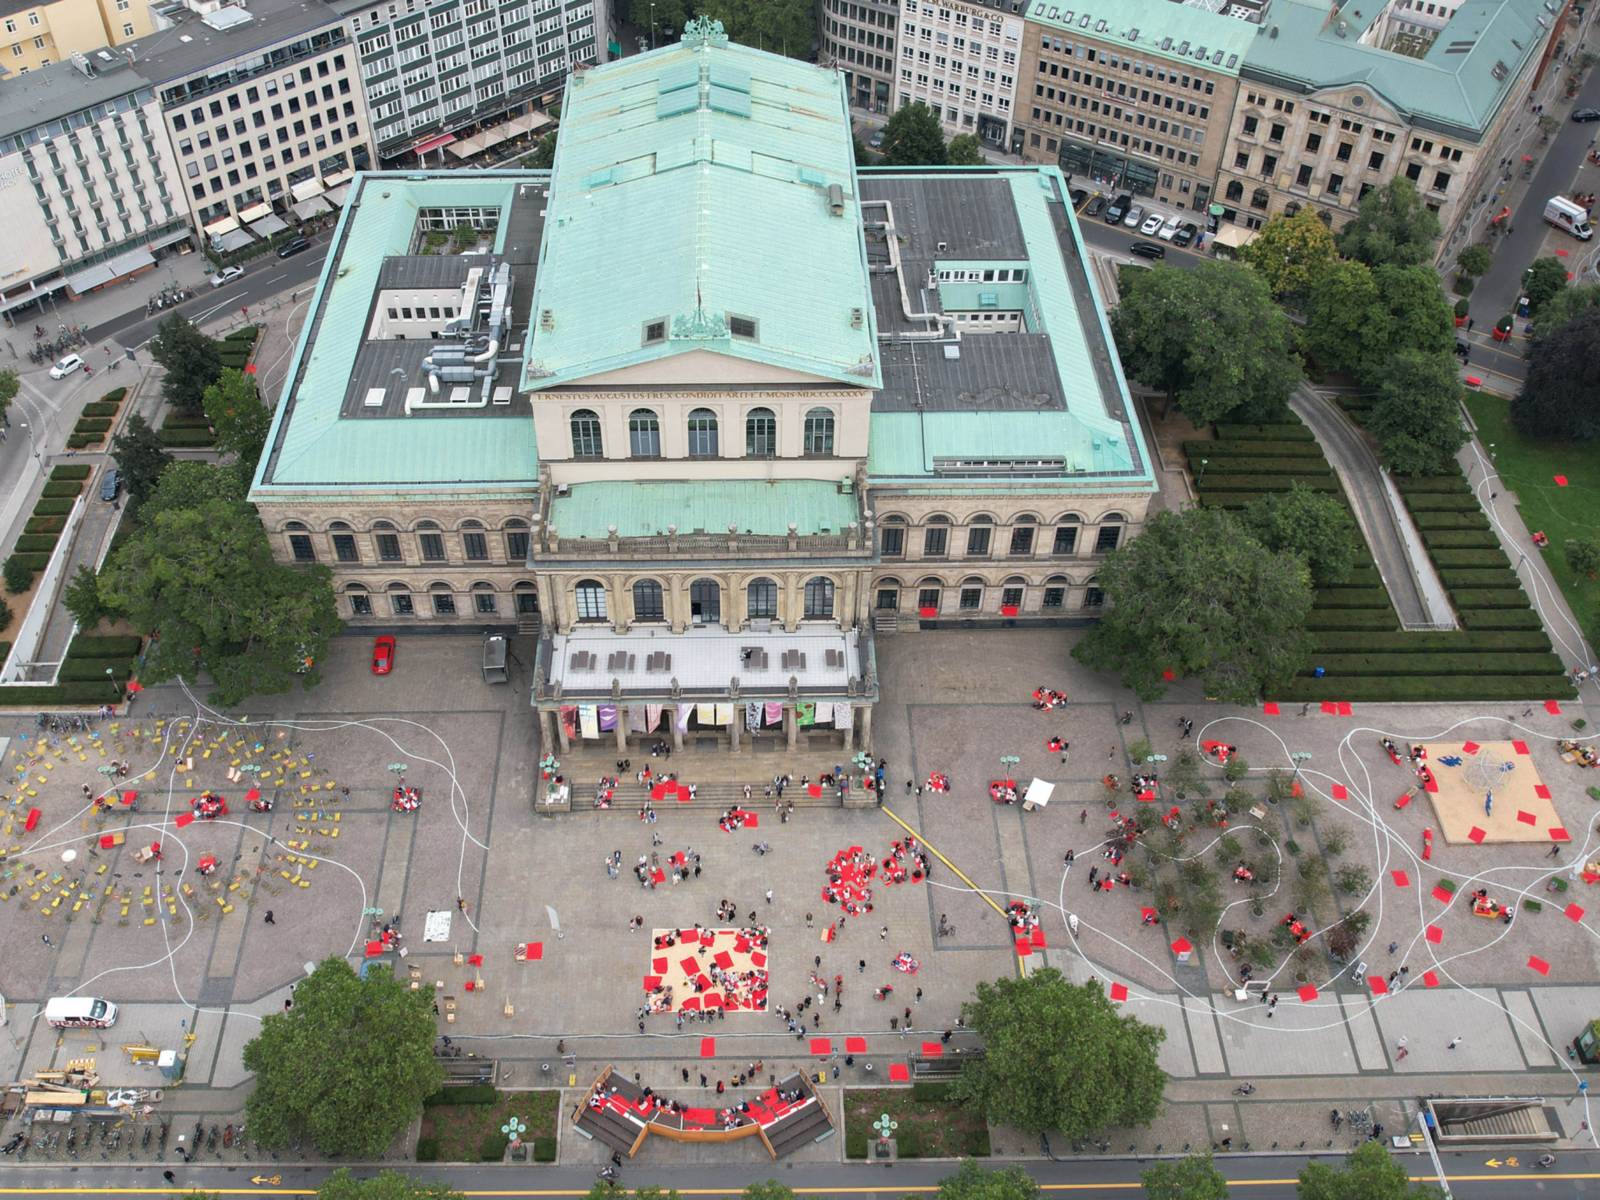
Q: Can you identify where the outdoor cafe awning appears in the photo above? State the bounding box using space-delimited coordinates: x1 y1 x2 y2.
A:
445 134 485 159
213 228 256 253
64 246 155 293
1212 224 1257 250
249 213 290 237
290 177 325 204
411 131 456 156
323 168 354 188
204 214 241 238
236 201 273 224
292 195 333 220
324 183 350 207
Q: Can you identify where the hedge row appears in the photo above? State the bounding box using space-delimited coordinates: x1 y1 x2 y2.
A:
1438 569 1524 589
81 401 119 418
66 434 98 449
1304 610 1399 631
1303 652 1565 678
159 427 216 447
1397 476 1474 494
1313 587 1393 609
1196 476 1338 492
101 387 127 403
162 412 212 429
1309 631 1552 654
74 417 112 434
1412 511 1491 530
1422 530 1501 550
13 535 57 553
1403 494 1482 512
1275 675 1578 702
1205 457 1338 475
68 635 142 658
225 325 259 344
42 481 81 499
32 499 72 516
1430 549 1513 568
26 516 64 535
1183 440 1326 458
1452 587 1531 609
50 465 90 481
1214 423 1316 441
58 660 133 682
0 681 123 707
8 552 48 571
1459 608 1547 630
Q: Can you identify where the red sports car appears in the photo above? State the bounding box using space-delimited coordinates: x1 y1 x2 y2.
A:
371 635 396 675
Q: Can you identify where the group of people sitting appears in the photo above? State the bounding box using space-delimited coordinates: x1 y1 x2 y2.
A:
1281 913 1312 944
248 792 273 813
1006 900 1040 932
989 780 1019 805
1232 862 1255 884
926 771 951 794
1131 772 1159 796
391 785 422 813
1205 742 1239 765
705 962 768 1008
1559 739 1599 768
1470 888 1513 923
191 792 227 820
718 807 753 832
591 776 620 808
1031 686 1069 710
880 837 930 885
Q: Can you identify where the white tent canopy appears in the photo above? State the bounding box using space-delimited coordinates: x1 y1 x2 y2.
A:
1022 778 1054 811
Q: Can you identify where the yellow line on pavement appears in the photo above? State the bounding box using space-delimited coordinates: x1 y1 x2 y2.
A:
879 803 1025 977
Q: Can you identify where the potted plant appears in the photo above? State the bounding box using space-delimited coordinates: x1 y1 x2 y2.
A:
1454 298 1470 326
1493 313 1514 342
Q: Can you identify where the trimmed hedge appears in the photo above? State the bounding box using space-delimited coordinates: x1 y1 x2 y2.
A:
532 1136 556 1162
74 417 112 433
66 434 100 449
1304 610 1399 631
1197 493 1269 509
1214 423 1316 440
1438 569 1524 589
225 325 259 343
159 427 216 447
1412 511 1490 530
1452 588 1530 608
1459 608 1547 630
1313 587 1393 609
1338 567 1386 588
42 481 82 499
415 1137 439 1162
1310 631 1553 654
1183 440 1326 458
50 465 91 481
68 635 142 657
81 401 120 418
31 499 73 516
0 681 122 706
1397 476 1475 493
1422 530 1501 549
58 660 133 682
1196 476 1338 492
7 552 48 571
423 1084 497 1106
1430 549 1512 568
101 387 127 403
162 412 213 429
1403 494 1482 512
13 535 59 553
1303 652 1566 677
25 516 65 535
1276 675 1577 702
1205 457 1337 475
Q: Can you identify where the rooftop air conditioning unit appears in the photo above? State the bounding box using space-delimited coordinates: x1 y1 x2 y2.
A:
851 307 864 328
539 308 554 331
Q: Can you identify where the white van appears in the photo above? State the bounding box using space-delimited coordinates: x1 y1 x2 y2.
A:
45 997 118 1028
1543 195 1593 239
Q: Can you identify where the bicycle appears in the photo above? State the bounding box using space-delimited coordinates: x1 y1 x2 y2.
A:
1232 1083 1256 1096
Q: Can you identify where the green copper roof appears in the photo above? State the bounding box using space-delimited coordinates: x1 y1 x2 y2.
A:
253 172 539 492
1024 0 1254 75
523 17 880 390
1241 0 1547 135
549 479 861 540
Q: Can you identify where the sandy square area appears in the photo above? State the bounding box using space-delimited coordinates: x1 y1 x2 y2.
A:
644 927 770 1014
1420 740 1565 845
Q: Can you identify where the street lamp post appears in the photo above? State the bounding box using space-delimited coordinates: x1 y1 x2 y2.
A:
1290 751 1312 783
1197 457 1208 485
649 1 656 48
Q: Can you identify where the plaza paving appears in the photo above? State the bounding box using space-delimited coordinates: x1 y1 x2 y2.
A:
1 628 1597 1163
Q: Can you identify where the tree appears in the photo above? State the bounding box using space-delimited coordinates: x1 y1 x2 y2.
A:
63 564 114 629
623 0 690 41
1368 350 1469 475
741 1185 796 1200
0 368 17 426
952 968 1166 1138
1455 243 1492 278
1111 262 1301 425
1335 178 1441 268
201 368 271 471
946 133 985 165
149 314 222 413
1074 507 1313 703
111 414 173 507
1143 1152 1229 1200
1566 537 1600 580
1512 307 1600 441
1522 256 1569 314
931 1161 1039 1200
1359 264 1456 387
1240 482 1361 585
97 492 340 705
698 0 814 58
1298 1140 1442 1199
317 1171 463 1200
1240 206 1337 304
1300 261 1386 379
143 460 248 521
527 130 557 170
879 101 946 166
241 958 441 1157
1531 281 1600 341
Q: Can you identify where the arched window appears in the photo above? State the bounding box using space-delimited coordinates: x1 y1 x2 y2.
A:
916 578 942 614
575 579 607 622
803 407 835 457
747 578 778 620
958 576 984 611
632 579 664 622
875 577 901 611
687 408 719 457
628 409 661 458
745 407 776 457
571 409 603 458
803 576 835 620
1082 577 1105 609
503 518 530 562
1250 187 1270 210
284 520 309 531
965 515 993 558
689 579 721 624
513 582 539 616
1284 201 1301 217
388 581 415 617
1095 513 1125 554
880 515 907 558
415 520 445 562
1042 574 1069 610
470 581 497 615
1224 180 1243 203
1001 575 1027 612
328 520 352 530
345 582 373 617
923 514 951 558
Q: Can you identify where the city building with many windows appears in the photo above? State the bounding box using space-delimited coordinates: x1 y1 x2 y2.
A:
891 0 1025 152
337 0 602 165
251 18 1155 754
0 0 156 76
819 0 898 115
1016 0 1247 216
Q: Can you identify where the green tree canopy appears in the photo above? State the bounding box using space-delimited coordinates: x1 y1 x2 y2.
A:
1335 178 1441 268
951 968 1166 1138
1297 1140 1442 1199
242 958 442 1157
1111 262 1301 425
97 487 339 705
1522 256 1570 314
1512 306 1600 442
946 133 985 165
149 314 222 413
1566 537 1600 580
1142 1152 1229 1200
1074 506 1313 702
621 0 690 42
527 130 557 169
1300 260 1386 379
698 0 813 57
110 413 174 507
1368 349 1468 475
1239 482 1361 585
317 1170 463 1200
739 1184 796 1200
1455 243 1492 278
1531 281 1600 341
201 368 271 472
1240 206 1338 303
0 368 17 425
931 1161 1039 1200
1358 264 1456 387
880 101 947 166
142 460 249 522
63 563 113 629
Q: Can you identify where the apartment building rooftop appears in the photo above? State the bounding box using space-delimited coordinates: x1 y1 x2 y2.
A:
0 51 145 140
121 0 342 86
1024 0 1258 76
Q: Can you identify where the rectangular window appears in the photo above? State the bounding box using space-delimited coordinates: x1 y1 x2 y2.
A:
288 534 316 562
875 588 899 611
463 531 487 561
1001 586 1023 609
433 592 457 616
392 591 415 616
1042 585 1065 609
1009 526 1035 555
506 530 529 561
419 532 445 561
917 587 940 612
1095 525 1121 553
332 533 359 562
965 526 990 557
922 526 948 557
1052 526 1077 555
376 532 402 561
959 586 982 610
474 591 496 615
350 593 373 616
881 526 905 557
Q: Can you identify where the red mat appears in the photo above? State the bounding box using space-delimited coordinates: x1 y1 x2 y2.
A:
1512 740 1530 755
684 1107 716 1125
1554 475 1569 486
1395 793 1412 809
98 834 118 849
1425 924 1442 944
888 1063 910 1082
1517 810 1538 825
1016 941 1031 957
174 812 195 828
1369 976 1388 996
1567 903 1586 922
1467 826 1486 843
1331 784 1348 800
122 790 139 806
1534 784 1553 799
652 956 668 972
845 1036 867 1053
1422 971 1440 988
679 956 700 974
750 951 766 967
1140 906 1158 921
650 869 665 885
1391 870 1410 887
681 996 700 1011
1170 936 1192 955
1320 702 1338 715
1551 826 1572 841
807 783 823 799
522 942 543 960
643 975 661 990
1030 927 1046 948
1263 702 1279 715
714 951 734 969
1109 982 1128 1002
1461 741 1480 755
1297 984 1318 1002
1528 956 1551 976
1546 700 1564 715
921 1041 943 1056
22 808 40 832
700 1037 716 1057
365 941 384 957
1337 702 1353 716
810 1037 832 1056
1431 885 1453 903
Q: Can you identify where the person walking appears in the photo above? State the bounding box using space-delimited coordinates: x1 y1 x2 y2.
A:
806 912 814 930
1396 1037 1409 1061
163 1171 177 1185
1447 1036 1462 1050
765 889 774 904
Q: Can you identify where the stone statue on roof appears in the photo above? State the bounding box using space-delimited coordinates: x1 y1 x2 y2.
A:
681 15 729 49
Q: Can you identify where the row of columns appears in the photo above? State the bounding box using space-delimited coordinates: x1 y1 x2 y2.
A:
536 702 871 754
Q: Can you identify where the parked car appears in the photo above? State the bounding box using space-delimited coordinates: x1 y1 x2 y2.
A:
371 635 396 676
1084 194 1108 218
48 353 84 379
1156 215 1183 241
1173 222 1198 247
1104 193 1132 223
1129 240 1167 260
209 265 244 288
1140 212 1165 236
1069 188 1088 209
276 236 311 259
1123 203 1146 229
868 128 885 149
1572 108 1600 123
99 468 120 502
